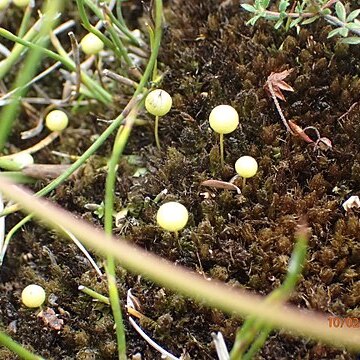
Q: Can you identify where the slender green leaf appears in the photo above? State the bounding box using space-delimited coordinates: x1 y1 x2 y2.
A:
321 8 331 16
275 18 284 29
290 17 302 28
338 27 349 37
327 27 342 38
302 16 319 25
246 14 261 26
259 0 270 9
295 2 305 13
346 9 360 22
279 0 290 13
241 4 257 13
0 331 44 360
346 22 360 31
0 172 35 184
335 2 347 23
341 36 360 44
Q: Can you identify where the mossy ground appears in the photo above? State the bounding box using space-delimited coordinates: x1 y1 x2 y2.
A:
1 0 360 359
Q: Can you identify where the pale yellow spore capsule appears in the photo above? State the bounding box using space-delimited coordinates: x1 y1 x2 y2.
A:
12 0 30 7
21 284 46 308
145 89 172 117
80 33 104 55
156 202 188 232
45 110 69 132
209 105 239 134
0 0 10 10
235 156 258 178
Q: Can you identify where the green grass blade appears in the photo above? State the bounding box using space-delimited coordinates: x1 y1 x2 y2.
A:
0 331 44 360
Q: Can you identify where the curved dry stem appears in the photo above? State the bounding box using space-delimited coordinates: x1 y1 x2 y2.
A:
0 177 359 352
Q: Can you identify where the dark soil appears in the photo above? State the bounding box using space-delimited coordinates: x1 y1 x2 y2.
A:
1 0 360 359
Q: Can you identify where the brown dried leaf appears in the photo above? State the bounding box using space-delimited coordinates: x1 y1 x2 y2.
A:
276 80 294 92
288 120 314 143
265 69 294 101
267 69 294 84
200 180 241 194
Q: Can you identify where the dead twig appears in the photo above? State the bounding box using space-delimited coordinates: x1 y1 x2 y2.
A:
338 101 358 122
201 179 241 194
264 69 295 134
103 69 138 88
289 121 332 151
265 69 332 151
1 132 60 160
68 32 81 101
22 164 72 180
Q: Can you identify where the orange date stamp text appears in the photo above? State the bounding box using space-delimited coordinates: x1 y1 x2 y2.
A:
328 316 360 328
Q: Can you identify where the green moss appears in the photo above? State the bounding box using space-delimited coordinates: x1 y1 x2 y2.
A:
2 0 360 358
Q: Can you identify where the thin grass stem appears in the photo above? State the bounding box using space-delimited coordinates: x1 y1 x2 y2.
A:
0 214 31 265
78 285 110 304
104 124 130 360
68 32 81 99
0 29 111 104
75 0 123 59
0 172 34 184
0 18 42 80
230 225 308 359
0 331 44 360
242 325 272 360
103 20 137 72
17 3 33 38
0 0 63 152
100 3 140 46
102 1 163 357
116 0 126 26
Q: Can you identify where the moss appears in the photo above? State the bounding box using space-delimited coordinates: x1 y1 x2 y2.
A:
1 0 360 359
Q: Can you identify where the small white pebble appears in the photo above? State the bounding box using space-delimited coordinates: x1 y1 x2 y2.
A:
342 196 360 212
